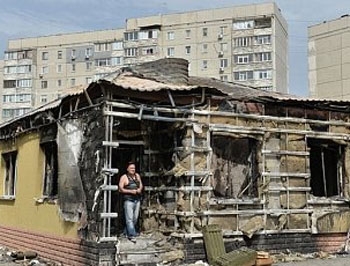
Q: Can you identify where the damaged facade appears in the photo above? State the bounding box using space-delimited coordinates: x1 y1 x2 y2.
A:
0 58 350 265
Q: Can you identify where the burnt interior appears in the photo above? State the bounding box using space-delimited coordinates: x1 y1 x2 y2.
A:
211 136 259 198
308 138 344 197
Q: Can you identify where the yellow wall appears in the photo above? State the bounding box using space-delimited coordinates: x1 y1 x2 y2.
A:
0 132 79 238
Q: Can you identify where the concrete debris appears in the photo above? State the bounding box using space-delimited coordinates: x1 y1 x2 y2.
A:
0 246 58 266
11 250 38 260
158 250 185 264
271 250 336 263
239 215 264 238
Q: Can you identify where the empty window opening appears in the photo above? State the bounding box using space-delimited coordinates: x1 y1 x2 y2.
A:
211 136 259 198
3 151 17 197
41 142 58 197
308 138 344 197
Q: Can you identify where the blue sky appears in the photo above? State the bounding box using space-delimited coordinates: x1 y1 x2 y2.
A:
0 0 348 96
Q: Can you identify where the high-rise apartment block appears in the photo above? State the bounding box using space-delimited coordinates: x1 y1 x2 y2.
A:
1 2 288 122
308 15 350 99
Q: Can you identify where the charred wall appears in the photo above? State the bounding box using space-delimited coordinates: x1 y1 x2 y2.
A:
78 108 106 240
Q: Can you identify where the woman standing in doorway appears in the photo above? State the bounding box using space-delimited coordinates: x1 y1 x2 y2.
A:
118 162 143 242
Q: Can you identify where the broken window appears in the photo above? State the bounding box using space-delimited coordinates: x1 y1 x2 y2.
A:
211 136 259 198
2 151 17 197
41 142 58 197
308 138 344 197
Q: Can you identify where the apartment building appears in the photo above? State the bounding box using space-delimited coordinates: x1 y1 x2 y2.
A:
2 29 125 121
125 2 288 92
308 15 350 99
1 2 288 122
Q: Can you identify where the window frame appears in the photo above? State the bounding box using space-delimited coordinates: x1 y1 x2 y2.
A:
41 142 58 198
2 151 17 198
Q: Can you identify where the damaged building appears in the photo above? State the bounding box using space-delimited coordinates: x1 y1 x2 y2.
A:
0 58 350 265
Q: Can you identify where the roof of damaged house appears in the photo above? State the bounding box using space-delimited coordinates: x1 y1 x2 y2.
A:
1 58 350 134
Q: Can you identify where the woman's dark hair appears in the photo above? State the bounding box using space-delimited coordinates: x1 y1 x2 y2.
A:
127 161 135 168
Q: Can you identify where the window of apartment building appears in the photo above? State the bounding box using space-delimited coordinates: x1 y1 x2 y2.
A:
94 42 111 52
17 65 32 74
219 26 227 35
233 20 254 30
86 61 93 70
185 29 191 39
57 80 62 87
124 31 138 41
3 95 15 103
14 108 30 117
307 139 344 197
57 50 62 59
139 30 158 39
4 66 17 74
5 51 17 60
40 95 47 103
86 77 92 84
57 64 62 73
17 50 32 60
255 18 271 29
220 75 228 81
17 94 31 103
220 43 228 52
167 47 175 57
202 43 208 53
70 78 76 86
85 47 92 58
141 47 155 55
2 108 29 118
220 58 228 68
234 54 252 64
71 49 76 60
255 35 271 45
167 31 175 40
202 60 208 70
255 69 272 80
3 94 30 104
41 80 48 89
3 80 16 88
112 41 123 50
95 58 111 66
111 57 123 66
185 46 191 54
125 48 138 57
41 142 58 198
234 71 253 81
2 109 13 118
2 151 17 197
211 136 259 198
234 37 252 47
41 66 49 74
148 30 158 39
17 79 32 88
42 52 48 60
5 65 32 75
202 28 208 37
255 52 271 62
71 64 76 72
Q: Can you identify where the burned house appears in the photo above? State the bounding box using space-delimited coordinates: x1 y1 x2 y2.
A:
0 58 350 265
